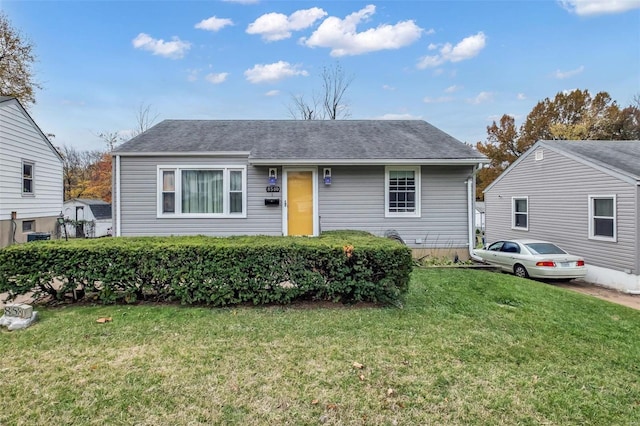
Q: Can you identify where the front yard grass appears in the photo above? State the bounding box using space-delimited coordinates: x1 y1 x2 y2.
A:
1 268 639 425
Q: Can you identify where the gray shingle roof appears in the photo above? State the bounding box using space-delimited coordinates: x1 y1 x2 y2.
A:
88 204 112 220
113 120 485 162
65 199 112 220
541 140 640 180
73 198 109 206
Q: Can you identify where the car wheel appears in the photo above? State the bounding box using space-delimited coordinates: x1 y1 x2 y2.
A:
514 264 528 278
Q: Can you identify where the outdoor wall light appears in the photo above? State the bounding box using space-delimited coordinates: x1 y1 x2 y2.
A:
269 168 277 185
323 168 332 185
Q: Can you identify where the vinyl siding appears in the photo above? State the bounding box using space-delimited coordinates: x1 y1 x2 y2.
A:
0 100 63 247
117 158 473 248
117 156 282 236
319 165 472 248
636 184 640 274
485 147 638 274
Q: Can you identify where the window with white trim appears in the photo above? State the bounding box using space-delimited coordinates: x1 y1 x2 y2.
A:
589 195 616 241
157 166 247 217
22 161 34 195
512 197 528 230
385 166 420 217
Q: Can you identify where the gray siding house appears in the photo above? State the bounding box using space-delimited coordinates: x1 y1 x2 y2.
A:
0 96 64 247
112 120 487 258
484 140 640 293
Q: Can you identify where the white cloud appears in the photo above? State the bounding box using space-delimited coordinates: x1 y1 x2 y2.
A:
376 113 423 120
382 84 396 91
467 91 493 104
301 5 423 56
195 16 234 32
244 61 309 83
132 33 191 59
517 93 526 100
265 90 280 96
417 32 486 69
444 85 463 93
554 65 585 79
559 0 640 15
423 96 454 104
246 8 327 41
205 72 229 84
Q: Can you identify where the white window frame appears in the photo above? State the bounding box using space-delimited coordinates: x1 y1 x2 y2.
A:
22 160 35 196
156 165 247 218
385 166 421 218
511 196 529 231
588 194 617 242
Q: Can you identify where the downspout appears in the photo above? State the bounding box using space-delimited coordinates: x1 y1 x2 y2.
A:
468 163 482 262
115 154 121 237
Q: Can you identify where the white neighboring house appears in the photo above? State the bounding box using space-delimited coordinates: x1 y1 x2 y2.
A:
0 96 63 247
63 198 112 238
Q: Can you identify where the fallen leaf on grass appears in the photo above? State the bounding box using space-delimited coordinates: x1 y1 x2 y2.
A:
96 317 112 323
311 399 319 405
352 362 364 369
359 374 365 381
387 388 395 396
326 403 338 410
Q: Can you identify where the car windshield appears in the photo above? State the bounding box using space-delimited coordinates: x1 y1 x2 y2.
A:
525 243 567 255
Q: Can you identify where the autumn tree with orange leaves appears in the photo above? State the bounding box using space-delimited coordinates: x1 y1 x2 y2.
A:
58 103 158 202
476 89 640 199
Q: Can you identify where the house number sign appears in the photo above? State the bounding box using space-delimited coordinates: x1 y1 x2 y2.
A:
266 185 281 193
4 304 33 319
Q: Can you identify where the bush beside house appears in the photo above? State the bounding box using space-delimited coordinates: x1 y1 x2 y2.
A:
0 232 412 306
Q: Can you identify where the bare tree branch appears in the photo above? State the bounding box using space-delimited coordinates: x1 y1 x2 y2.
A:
132 103 160 137
287 94 321 120
285 62 354 120
321 62 354 120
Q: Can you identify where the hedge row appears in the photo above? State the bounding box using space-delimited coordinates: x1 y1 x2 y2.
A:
0 231 413 306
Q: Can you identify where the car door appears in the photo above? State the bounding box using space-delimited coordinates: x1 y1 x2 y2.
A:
482 241 505 268
499 241 522 272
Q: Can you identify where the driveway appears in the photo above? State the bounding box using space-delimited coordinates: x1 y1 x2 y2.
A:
548 280 640 311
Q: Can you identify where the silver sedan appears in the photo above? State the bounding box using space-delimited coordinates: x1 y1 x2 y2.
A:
474 239 587 280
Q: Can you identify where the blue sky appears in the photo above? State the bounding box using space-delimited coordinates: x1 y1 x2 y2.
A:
5 0 640 151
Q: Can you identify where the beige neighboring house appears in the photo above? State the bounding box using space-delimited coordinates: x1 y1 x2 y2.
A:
0 96 63 247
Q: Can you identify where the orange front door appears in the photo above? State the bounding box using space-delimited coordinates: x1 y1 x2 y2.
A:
287 171 313 236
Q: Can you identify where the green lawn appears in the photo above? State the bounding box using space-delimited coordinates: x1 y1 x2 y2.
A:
1 269 639 425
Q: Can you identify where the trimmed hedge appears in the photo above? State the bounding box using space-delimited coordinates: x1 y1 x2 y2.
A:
0 232 413 306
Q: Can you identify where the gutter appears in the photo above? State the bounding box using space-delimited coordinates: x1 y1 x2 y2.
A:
249 158 488 166
467 163 483 262
115 155 121 237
